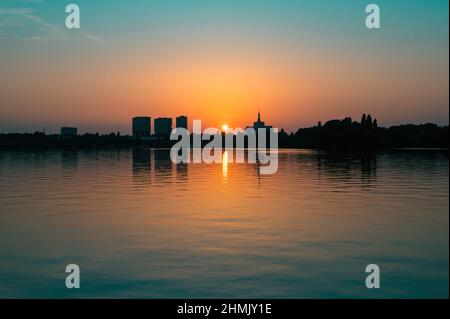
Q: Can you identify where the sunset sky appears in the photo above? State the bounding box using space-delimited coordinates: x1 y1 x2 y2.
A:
0 0 448 134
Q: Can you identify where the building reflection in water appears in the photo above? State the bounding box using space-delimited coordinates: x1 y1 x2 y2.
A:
133 148 190 187
154 150 173 185
131 148 377 190
176 150 189 184
132 148 151 186
60 150 78 177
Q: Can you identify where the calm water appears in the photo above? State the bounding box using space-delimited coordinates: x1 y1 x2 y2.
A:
0 149 448 298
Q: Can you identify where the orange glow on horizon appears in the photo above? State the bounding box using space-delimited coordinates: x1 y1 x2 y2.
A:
1 34 448 134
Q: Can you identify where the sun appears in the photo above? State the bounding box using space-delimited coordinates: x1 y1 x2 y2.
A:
222 124 229 132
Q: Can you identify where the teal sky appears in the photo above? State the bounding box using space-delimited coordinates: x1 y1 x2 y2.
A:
0 0 448 133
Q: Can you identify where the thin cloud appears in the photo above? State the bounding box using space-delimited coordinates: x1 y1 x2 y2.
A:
0 5 106 44
83 33 108 44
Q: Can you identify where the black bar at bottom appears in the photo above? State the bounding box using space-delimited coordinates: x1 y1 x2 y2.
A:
0 299 448 318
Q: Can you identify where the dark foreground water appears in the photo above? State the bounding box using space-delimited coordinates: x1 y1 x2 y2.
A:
0 149 448 298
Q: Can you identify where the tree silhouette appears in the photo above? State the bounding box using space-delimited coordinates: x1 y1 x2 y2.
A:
361 114 367 127
373 119 378 129
366 114 373 129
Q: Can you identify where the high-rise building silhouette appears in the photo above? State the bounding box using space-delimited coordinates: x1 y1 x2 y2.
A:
154 117 173 136
132 117 151 137
250 112 272 130
176 116 188 130
60 127 77 137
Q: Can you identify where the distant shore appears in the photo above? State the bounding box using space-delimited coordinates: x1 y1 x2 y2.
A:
1 120 448 151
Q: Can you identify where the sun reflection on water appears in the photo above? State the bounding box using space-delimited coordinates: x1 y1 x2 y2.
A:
222 150 229 179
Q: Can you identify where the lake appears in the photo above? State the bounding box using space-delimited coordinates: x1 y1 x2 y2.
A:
0 149 448 298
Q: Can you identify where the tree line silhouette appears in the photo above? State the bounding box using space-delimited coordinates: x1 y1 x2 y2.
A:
278 114 448 151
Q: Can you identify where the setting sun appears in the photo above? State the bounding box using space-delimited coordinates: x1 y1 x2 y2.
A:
222 124 229 132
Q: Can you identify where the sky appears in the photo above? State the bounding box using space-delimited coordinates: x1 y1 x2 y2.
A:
0 0 448 134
